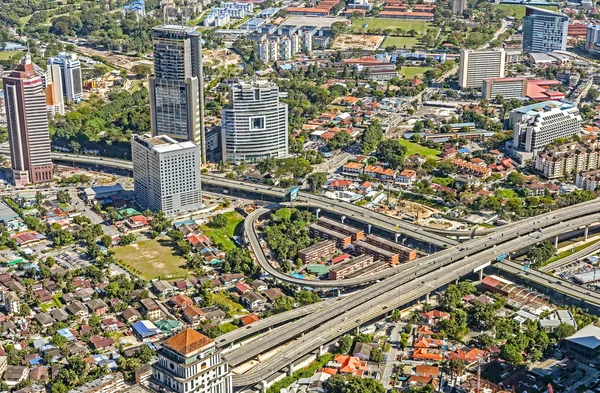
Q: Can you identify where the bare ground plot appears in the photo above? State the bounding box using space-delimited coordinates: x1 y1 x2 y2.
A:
71 45 152 71
113 238 188 281
203 49 242 67
332 34 385 50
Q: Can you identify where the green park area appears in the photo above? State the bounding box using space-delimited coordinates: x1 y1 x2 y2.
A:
0 51 24 60
400 66 434 79
493 4 558 18
382 36 421 49
398 139 440 159
201 211 244 252
113 238 188 280
350 17 431 33
213 291 248 315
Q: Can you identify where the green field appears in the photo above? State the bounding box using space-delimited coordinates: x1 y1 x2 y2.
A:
544 238 600 266
382 36 421 49
0 51 24 60
398 139 440 158
201 211 244 252
350 18 431 33
400 66 434 79
493 4 558 18
213 291 248 315
113 238 188 280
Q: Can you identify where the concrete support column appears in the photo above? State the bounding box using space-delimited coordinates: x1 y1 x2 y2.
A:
425 292 430 304
356 326 360 335
259 381 268 393
336 288 341 297
395 234 401 242
585 225 590 241
318 344 325 357
368 224 372 234
287 365 293 376
455 278 459 285
341 215 346 224
555 235 559 249
479 269 483 282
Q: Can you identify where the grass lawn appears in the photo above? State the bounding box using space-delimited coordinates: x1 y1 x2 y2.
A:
400 66 434 79
382 36 421 49
493 4 558 18
0 51 24 60
544 238 600 266
350 18 431 33
40 294 64 312
495 189 519 199
201 211 244 252
398 139 440 159
213 291 248 315
113 238 188 280
219 322 238 334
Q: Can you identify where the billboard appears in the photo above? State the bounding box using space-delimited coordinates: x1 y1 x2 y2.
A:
289 186 299 202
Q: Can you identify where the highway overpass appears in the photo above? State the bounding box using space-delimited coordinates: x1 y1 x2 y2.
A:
229 200 600 388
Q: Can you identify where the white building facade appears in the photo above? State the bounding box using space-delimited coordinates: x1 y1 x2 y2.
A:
459 49 505 89
48 52 83 103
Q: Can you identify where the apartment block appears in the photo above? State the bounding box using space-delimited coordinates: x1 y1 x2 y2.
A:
482 77 527 100
535 140 600 179
132 134 202 215
459 49 505 89
576 169 600 191
353 240 399 265
329 254 374 280
48 52 83 103
308 223 352 248
298 240 337 264
317 217 365 241
364 234 417 262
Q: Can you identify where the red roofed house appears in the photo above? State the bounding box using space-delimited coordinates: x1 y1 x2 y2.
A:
125 215 151 230
421 310 450 324
334 355 368 376
447 348 487 365
415 365 439 377
240 314 260 326
412 348 443 361
235 282 252 295
170 294 193 309
182 305 206 325
328 180 352 191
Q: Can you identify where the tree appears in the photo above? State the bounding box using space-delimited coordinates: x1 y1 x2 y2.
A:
211 214 228 228
375 139 407 169
307 172 327 193
100 235 112 249
294 290 321 306
370 347 383 363
554 322 576 340
56 190 72 204
119 233 136 246
528 240 555 267
587 87 599 102
131 64 152 78
500 342 523 364
506 171 524 187
441 284 462 311
360 121 384 154
176 240 192 256
328 131 351 150
273 296 294 313
338 335 353 354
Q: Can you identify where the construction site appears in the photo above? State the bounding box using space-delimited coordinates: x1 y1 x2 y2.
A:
332 34 385 50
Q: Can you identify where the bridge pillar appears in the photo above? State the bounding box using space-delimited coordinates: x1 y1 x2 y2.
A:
368 224 372 235
455 278 459 285
479 269 483 282
259 381 268 393
318 344 325 357
316 208 321 219
395 234 401 242
585 225 590 241
341 215 346 224
287 364 294 376
555 235 559 249
425 292 430 304
336 288 341 297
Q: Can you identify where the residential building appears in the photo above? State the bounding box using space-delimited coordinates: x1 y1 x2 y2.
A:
378 11 434 20
298 240 337 264
564 324 600 362
44 62 65 116
141 298 162 320
342 162 365 176
539 310 576 332
48 53 83 103
458 49 505 89
585 24 600 54
353 240 399 265
132 134 202 215
308 223 352 248
364 234 417 262
68 372 125 393
4 291 20 314
151 328 232 393
317 217 364 241
149 25 206 162
221 80 288 164
329 254 374 280
523 6 569 53
123 0 146 18
509 101 582 162
576 169 600 191
451 0 466 14
482 77 527 100
535 140 600 179
3 55 54 186
4 365 28 387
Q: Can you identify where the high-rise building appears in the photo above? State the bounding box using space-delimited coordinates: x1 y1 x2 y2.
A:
458 49 505 89
150 328 232 393
221 80 288 164
482 77 527 100
149 25 206 162
44 63 65 117
48 53 83 103
451 0 466 15
523 6 568 53
509 101 581 163
585 24 600 53
3 55 54 186
132 134 202 215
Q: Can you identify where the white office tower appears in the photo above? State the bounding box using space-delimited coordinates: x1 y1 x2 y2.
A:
451 0 466 14
509 101 582 162
459 49 505 89
303 30 313 53
132 134 202 215
586 24 600 53
151 329 231 393
48 53 83 103
221 80 288 164
45 63 65 116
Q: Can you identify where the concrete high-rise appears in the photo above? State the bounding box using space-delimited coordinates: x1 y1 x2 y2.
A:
585 24 600 53
459 49 505 89
149 25 206 162
451 0 466 15
523 6 568 53
221 80 288 164
44 63 65 117
132 134 202 215
150 328 232 393
3 55 54 186
48 53 83 103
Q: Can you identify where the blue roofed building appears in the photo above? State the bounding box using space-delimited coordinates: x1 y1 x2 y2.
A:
132 320 161 339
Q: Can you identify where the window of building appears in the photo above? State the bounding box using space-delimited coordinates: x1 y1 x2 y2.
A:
250 116 265 130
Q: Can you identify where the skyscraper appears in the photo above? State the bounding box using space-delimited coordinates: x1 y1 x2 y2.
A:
3 55 54 186
458 49 505 89
523 6 568 53
149 25 206 162
132 134 202 215
221 80 288 164
48 53 83 103
451 0 466 15
151 328 232 393
585 24 600 53
44 62 65 117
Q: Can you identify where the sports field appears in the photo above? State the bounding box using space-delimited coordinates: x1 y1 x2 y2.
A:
398 139 440 159
114 238 188 280
350 18 431 33
400 66 434 79
493 4 558 18
382 36 421 49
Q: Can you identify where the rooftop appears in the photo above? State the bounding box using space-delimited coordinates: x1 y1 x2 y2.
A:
162 328 214 355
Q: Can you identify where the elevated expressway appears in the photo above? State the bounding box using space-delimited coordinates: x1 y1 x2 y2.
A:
230 200 600 389
538 240 600 273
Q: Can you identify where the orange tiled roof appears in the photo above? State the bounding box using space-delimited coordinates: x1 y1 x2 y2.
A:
162 328 213 355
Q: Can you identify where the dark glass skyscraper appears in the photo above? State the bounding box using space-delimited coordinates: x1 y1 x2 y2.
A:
523 6 568 53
